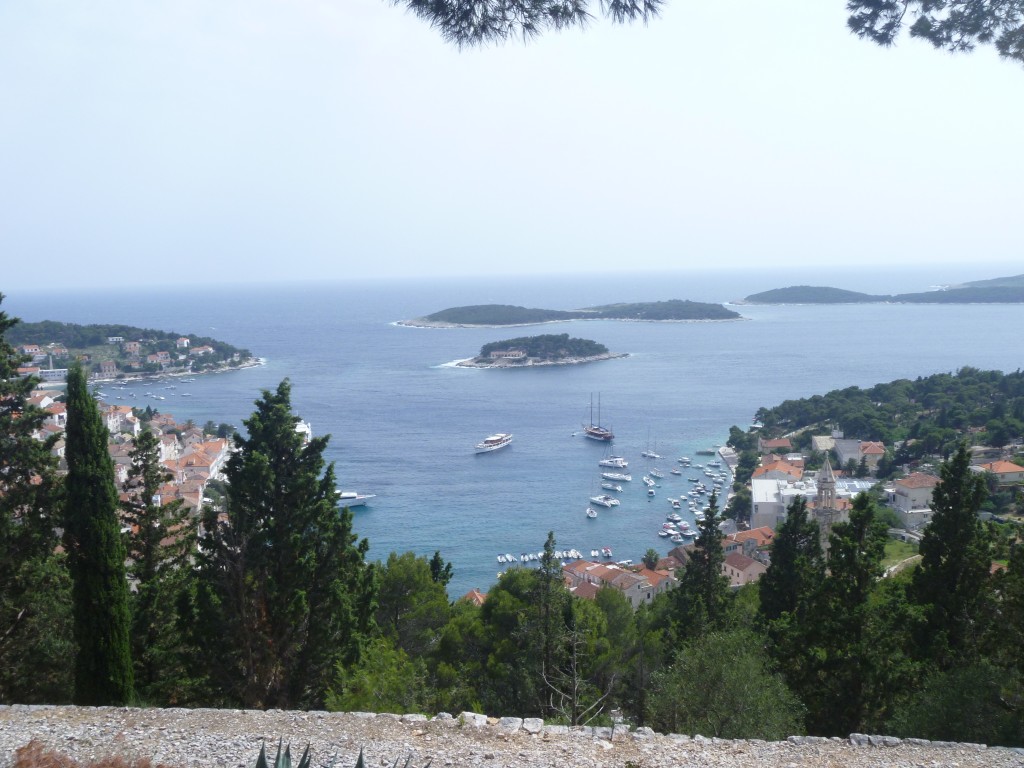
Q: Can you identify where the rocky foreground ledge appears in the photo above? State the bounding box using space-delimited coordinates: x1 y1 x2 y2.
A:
0 706 1021 768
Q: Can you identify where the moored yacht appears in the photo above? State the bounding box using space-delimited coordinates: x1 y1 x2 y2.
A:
475 432 513 453
589 494 620 508
598 455 629 468
336 491 376 507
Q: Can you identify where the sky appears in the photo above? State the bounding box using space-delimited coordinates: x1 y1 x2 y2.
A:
1 1 1022 291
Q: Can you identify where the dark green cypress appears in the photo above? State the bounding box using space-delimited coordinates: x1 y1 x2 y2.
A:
63 363 134 705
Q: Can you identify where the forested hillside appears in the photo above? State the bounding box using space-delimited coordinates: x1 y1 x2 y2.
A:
478 333 608 360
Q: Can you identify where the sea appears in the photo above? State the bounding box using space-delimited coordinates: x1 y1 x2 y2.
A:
6 264 1023 598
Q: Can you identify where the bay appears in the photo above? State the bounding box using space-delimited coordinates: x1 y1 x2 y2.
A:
6 265 1023 598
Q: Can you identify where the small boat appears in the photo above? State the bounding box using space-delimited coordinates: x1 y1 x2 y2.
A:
678 456 691 464
601 546 613 558
475 433 513 453
601 472 632 482
589 494 620 508
667 513 683 523
647 488 656 497
670 468 682 475
641 449 662 459
601 482 623 492
649 468 665 479
707 460 722 467
657 529 670 537
590 549 600 558
598 455 629 468
642 475 656 487
586 507 598 519
336 491 376 507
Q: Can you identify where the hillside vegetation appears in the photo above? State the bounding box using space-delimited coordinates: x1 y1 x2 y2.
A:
745 276 1024 305
413 300 739 325
477 333 608 361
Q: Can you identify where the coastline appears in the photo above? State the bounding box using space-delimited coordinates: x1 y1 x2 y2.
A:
395 318 744 329
453 352 629 369
86 357 266 384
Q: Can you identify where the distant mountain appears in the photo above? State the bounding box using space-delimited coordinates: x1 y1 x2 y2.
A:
958 274 1024 289
743 286 885 304
744 278 1024 305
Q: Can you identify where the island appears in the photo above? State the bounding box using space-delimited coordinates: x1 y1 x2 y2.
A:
7 320 257 382
455 333 626 368
742 274 1024 304
400 299 740 327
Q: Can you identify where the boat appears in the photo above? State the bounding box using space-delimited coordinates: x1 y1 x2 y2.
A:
475 432 513 453
642 475 656 487
601 546 613 558
598 455 628 468
667 512 683 522
582 394 614 442
649 468 665 479
647 488 656 497
589 494 620 508
696 449 715 456
601 482 623 492
670 468 682 475
586 507 598 519
670 533 684 544
601 472 632 482
336 491 376 507
671 499 682 509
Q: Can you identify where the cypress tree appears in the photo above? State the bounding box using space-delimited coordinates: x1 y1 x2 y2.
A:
672 491 730 638
0 295 72 702
63 363 134 705
197 379 375 709
911 443 993 668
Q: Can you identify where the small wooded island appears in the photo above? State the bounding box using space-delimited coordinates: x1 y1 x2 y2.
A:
456 333 626 368
400 299 740 327
741 273 1024 304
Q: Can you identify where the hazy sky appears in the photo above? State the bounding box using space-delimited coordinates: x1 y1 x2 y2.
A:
2 1 1021 291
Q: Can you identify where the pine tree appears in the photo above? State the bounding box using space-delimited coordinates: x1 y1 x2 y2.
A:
63 363 134 705
759 496 824 624
121 427 195 702
0 295 71 702
197 380 376 709
911 443 993 668
672 492 730 638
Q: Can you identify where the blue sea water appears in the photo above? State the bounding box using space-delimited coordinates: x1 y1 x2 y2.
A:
6 265 1024 597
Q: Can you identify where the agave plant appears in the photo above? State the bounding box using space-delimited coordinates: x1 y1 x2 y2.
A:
254 743 429 768
254 741 312 768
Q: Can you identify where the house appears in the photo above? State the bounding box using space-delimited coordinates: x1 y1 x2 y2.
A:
189 345 215 357
122 341 141 354
98 360 118 377
722 552 767 586
461 588 487 606
20 344 42 356
977 460 1024 486
107 336 124 344
724 527 775 561
562 560 677 609
752 459 803 482
488 349 526 360
176 337 190 349
750 474 873 531
888 472 940 529
758 437 792 455
834 439 886 472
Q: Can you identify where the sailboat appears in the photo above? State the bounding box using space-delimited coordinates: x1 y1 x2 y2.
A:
582 393 614 442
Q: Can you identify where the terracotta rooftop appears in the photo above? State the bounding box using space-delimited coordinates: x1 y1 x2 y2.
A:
895 472 940 489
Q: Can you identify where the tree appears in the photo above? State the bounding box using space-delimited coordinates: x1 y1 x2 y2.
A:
120 427 195 703
375 551 451 658
196 380 376 709
648 629 805 739
758 496 823 625
910 443 993 668
0 294 72 703
393 0 664 45
671 492 730 638
325 636 427 714
847 0 1024 64
63 363 134 705
642 548 660 570
429 550 454 587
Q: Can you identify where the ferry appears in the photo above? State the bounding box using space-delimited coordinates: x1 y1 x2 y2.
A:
475 433 513 453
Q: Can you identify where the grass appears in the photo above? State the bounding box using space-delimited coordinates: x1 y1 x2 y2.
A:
883 538 919 568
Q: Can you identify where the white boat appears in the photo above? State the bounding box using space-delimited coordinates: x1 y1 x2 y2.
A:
601 472 632 482
598 455 628 468
649 468 665 479
667 512 683 522
657 529 670 537
642 475 656 487
601 482 622 492
670 468 682 475
589 494 620 508
647 488 656 497
641 449 662 459
475 433 513 453
586 507 598 519
336 491 376 507
582 394 614 442
601 546 613 558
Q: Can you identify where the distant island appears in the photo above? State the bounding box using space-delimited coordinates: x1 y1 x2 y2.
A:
743 275 1024 304
7 320 256 381
400 299 740 327
455 333 626 368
